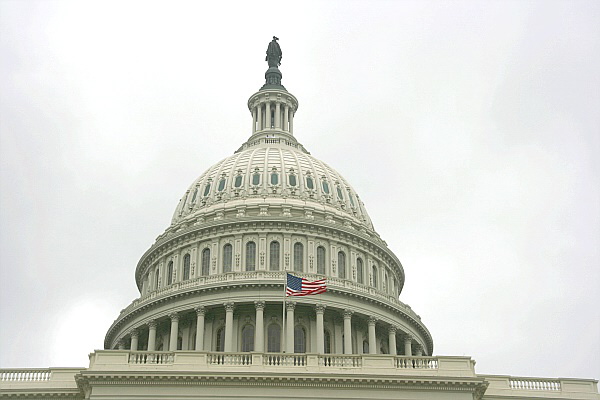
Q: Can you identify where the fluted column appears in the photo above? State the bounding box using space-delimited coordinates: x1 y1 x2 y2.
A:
130 329 139 351
285 301 296 353
252 107 257 133
224 302 235 352
289 109 294 133
315 304 326 354
254 301 265 352
169 313 179 351
283 104 289 132
404 334 413 356
195 306 205 351
343 310 353 354
388 326 397 355
275 101 281 128
147 320 157 351
368 317 377 354
257 104 263 131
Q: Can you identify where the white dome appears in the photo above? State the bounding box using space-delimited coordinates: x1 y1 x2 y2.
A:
170 143 375 232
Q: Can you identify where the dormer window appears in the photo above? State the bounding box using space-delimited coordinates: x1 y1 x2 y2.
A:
336 186 344 200
270 169 279 185
252 171 261 186
191 187 198 203
203 182 211 196
288 174 297 186
321 180 330 194
234 175 243 188
218 178 226 192
306 176 314 190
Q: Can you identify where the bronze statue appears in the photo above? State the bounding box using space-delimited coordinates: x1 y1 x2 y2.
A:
266 36 282 68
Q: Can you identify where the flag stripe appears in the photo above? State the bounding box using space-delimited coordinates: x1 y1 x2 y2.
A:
286 273 327 297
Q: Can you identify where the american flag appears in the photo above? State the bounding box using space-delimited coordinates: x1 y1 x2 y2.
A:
286 273 327 296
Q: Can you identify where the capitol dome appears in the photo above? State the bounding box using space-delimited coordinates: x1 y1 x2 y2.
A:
104 39 433 362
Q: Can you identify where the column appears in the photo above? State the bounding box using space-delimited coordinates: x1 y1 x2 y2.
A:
368 317 377 354
257 104 262 131
252 107 257 133
224 302 235 352
275 101 281 129
169 313 179 351
285 301 296 353
414 344 423 356
315 304 326 354
195 306 205 351
130 329 139 351
266 102 272 128
404 334 413 356
289 109 294 133
283 104 289 132
388 326 397 355
254 301 265 352
343 310 353 354
147 320 157 351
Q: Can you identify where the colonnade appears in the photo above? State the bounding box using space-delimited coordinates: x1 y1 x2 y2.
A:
251 100 294 134
124 301 423 356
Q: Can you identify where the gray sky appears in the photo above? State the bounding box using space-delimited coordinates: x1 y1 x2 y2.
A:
1 0 599 380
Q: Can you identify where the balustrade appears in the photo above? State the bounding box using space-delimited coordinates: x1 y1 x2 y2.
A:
395 356 438 369
320 355 362 367
128 351 174 364
510 378 561 391
0 370 51 381
208 353 252 366
263 353 306 366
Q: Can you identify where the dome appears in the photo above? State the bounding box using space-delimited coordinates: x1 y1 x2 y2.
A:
170 144 375 232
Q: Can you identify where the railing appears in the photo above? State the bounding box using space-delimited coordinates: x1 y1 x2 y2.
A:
395 356 438 369
509 378 561 391
320 355 362 367
263 353 307 366
0 369 51 381
129 351 174 364
208 353 252 366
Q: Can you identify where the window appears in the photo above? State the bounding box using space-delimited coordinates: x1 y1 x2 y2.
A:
338 251 346 279
252 172 261 186
241 325 254 352
155 268 160 289
336 186 344 201
316 246 326 275
216 327 225 352
201 248 210 276
270 171 279 185
191 188 198 203
372 265 378 288
321 180 330 194
348 192 356 207
293 242 303 272
183 254 190 281
203 183 211 196
218 178 226 192
234 175 243 188
288 174 297 186
294 326 306 353
356 258 364 284
324 330 331 354
384 270 389 293
167 261 174 285
223 244 233 273
269 241 280 271
177 336 183 351
267 324 280 352
306 176 314 190
363 340 369 354
246 241 256 271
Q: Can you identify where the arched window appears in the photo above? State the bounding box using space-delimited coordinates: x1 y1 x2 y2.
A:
241 325 254 352
155 268 160 289
372 265 378 288
356 258 364 284
267 324 281 352
362 340 369 354
201 248 210 276
324 330 332 354
316 246 326 275
215 327 225 352
183 254 191 281
167 261 174 285
222 244 233 273
269 241 280 271
293 242 303 272
246 241 256 271
294 326 306 353
338 251 346 279
383 270 389 293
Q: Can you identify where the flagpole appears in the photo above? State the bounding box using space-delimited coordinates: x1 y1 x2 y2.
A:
282 272 286 353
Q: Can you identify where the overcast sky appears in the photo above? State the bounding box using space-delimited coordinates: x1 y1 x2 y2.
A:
1 0 598 380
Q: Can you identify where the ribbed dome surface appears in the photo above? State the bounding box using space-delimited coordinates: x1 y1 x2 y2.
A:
171 144 374 231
